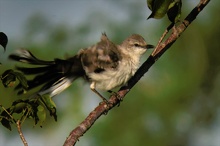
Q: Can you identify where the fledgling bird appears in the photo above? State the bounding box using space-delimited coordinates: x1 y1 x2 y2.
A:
9 33 154 102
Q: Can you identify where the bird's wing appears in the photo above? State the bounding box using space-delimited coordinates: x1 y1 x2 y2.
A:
80 34 122 74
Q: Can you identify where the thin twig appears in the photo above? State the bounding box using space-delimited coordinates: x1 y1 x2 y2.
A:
17 120 28 146
151 22 174 56
0 104 16 123
1 105 28 145
63 0 210 145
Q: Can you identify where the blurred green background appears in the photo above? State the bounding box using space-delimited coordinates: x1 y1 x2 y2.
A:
0 0 219 146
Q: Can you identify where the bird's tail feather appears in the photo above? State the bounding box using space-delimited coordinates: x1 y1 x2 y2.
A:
9 49 84 97
9 49 55 65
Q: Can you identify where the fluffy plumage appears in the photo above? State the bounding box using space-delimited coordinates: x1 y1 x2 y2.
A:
9 33 153 99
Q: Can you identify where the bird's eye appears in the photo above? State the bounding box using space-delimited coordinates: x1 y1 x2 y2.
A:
134 43 139 47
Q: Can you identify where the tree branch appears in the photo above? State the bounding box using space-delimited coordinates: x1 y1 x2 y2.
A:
63 0 210 145
17 120 28 146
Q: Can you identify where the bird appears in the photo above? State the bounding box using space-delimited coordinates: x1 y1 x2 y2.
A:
9 33 154 102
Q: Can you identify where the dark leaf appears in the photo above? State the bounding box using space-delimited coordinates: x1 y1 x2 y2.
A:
11 100 28 114
167 0 182 23
1 69 28 89
13 72 29 90
0 110 12 130
0 32 8 51
1 69 16 88
1 117 12 131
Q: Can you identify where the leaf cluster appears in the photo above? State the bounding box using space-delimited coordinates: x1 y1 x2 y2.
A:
147 0 182 23
0 32 57 131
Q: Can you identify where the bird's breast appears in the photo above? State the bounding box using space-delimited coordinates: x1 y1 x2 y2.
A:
88 58 140 91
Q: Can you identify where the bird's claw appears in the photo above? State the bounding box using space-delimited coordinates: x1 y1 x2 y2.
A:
108 90 123 107
99 99 110 115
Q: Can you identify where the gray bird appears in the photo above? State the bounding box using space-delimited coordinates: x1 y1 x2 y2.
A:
9 33 154 102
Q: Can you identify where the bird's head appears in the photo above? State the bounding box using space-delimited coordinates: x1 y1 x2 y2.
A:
121 34 154 56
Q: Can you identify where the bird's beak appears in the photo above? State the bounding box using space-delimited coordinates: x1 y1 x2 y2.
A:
146 44 155 49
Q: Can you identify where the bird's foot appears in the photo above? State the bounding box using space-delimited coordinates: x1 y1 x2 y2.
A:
108 90 122 107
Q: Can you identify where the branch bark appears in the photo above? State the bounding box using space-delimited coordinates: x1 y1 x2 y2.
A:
63 0 210 145
17 120 28 146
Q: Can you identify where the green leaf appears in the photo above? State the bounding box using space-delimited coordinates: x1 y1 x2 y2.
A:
11 100 28 114
37 104 46 127
147 0 154 11
0 98 50 130
0 32 8 51
40 94 57 121
147 0 172 19
147 0 182 23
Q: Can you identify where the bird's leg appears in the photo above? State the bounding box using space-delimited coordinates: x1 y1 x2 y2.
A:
90 82 109 104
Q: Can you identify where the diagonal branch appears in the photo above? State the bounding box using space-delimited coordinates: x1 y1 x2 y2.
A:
63 0 210 145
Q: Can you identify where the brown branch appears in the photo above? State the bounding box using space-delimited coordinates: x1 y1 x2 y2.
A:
17 120 28 146
63 0 210 145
